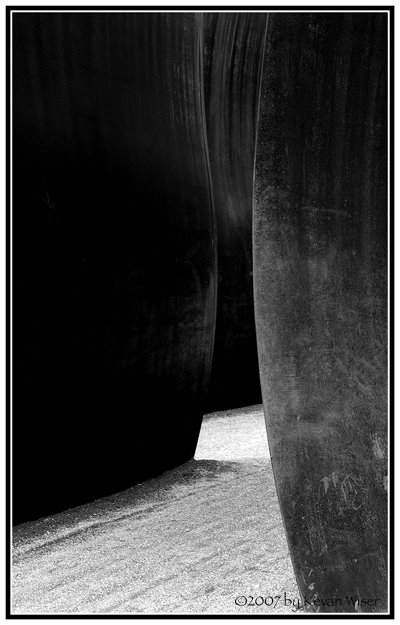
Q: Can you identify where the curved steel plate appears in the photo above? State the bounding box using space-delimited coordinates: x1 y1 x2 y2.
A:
13 13 216 523
254 12 388 613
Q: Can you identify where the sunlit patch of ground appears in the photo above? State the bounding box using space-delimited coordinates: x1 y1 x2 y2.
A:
196 404 271 461
12 406 299 615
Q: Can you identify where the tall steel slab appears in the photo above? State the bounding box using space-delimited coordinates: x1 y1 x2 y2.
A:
13 13 217 523
254 13 388 612
203 13 267 410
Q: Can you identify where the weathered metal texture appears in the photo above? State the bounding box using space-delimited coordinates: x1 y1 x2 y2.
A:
13 13 217 523
254 13 387 612
203 13 267 410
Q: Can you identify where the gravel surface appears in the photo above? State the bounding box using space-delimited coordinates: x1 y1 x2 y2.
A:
12 405 299 615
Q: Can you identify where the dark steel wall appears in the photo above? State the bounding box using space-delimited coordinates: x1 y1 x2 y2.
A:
254 13 387 612
13 13 267 524
13 13 218 523
203 14 267 410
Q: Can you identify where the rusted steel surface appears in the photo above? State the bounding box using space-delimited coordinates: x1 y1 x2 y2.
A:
13 13 217 523
13 12 269 524
203 13 267 411
254 13 388 613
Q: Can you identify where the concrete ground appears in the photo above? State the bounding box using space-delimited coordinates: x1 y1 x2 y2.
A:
12 405 300 615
